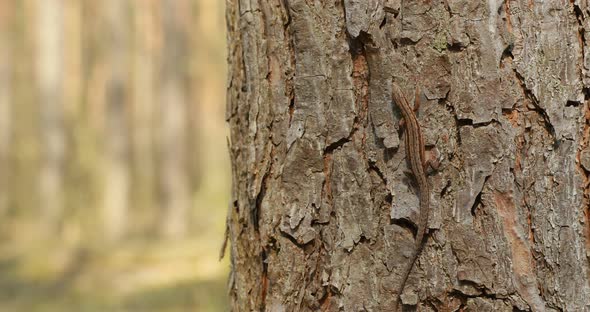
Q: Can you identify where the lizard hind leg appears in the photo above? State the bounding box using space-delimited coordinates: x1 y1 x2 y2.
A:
424 147 441 174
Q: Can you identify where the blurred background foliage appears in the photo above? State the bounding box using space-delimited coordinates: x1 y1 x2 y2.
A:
0 0 228 311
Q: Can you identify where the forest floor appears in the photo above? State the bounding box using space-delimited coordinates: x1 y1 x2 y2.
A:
0 159 230 312
0 232 228 312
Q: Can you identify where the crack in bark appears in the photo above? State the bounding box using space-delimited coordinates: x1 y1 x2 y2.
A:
324 137 351 154
259 248 269 310
499 41 514 68
283 0 296 128
513 69 557 143
253 159 271 230
369 163 388 190
448 289 514 306
572 1 585 84
469 178 486 217
577 86 590 293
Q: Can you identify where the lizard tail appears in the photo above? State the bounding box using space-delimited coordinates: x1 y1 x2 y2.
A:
394 233 427 311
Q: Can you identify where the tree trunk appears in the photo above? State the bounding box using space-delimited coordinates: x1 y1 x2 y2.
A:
226 1 590 311
157 0 192 238
36 0 66 234
130 0 158 236
101 0 132 241
0 1 13 219
11 0 41 225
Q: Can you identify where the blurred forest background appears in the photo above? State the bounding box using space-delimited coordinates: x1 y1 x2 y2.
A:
0 0 228 311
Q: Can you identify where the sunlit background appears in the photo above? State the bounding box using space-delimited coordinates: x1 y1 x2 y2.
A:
0 1 228 311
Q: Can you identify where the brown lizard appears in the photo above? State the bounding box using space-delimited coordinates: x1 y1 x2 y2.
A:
391 81 431 310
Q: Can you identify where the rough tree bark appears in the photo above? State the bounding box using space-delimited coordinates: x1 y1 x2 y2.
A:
226 1 590 311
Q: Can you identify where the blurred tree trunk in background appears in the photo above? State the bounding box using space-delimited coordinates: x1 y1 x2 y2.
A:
36 0 66 235
102 0 132 241
0 2 13 219
62 0 86 244
11 0 41 231
158 0 192 238
0 0 204 244
131 0 158 238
